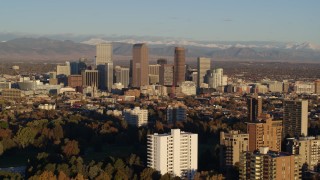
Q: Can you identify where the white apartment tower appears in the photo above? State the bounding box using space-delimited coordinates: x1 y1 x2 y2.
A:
123 107 148 127
147 129 198 179
95 43 112 66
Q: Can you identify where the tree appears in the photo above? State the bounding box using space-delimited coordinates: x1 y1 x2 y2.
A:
62 140 80 157
14 127 37 148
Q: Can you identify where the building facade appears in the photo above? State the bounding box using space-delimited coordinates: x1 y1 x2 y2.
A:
81 70 99 87
159 64 174 86
283 99 308 138
197 57 211 88
123 107 148 127
220 131 249 168
174 47 185 86
247 96 262 122
132 43 149 87
239 147 300 180
286 136 320 170
95 43 112 66
247 114 282 152
147 129 198 179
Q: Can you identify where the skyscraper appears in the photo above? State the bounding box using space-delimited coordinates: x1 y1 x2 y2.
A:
147 129 198 179
114 66 130 88
81 70 99 87
207 68 223 89
174 47 185 86
283 99 308 138
247 96 262 122
159 64 174 86
197 57 211 88
95 43 112 66
132 44 149 87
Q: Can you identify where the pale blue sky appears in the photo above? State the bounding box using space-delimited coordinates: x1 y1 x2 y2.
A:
0 0 319 43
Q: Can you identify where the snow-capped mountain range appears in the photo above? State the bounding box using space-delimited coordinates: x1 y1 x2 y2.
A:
81 38 320 51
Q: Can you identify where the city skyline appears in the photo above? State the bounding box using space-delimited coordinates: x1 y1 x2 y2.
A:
0 1 319 43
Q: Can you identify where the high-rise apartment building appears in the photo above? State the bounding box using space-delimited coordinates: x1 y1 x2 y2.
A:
81 70 99 87
159 64 174 86
166 103 187 123
95 43 112 66
239 147 300 180
283 99 308 138
123 107 148 127
220 131 249 168
114 66 130 88
147 129 198 179
132 44 149 87
247 114 282 151
174 47 185 86
247 96 262 122
286 136 320 170
197 57 211 88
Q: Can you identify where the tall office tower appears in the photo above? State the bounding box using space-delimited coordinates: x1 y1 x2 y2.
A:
286 136 320 170
157 58 167 65
166 103 187 123
70 60 87 75
149 64 161 84
147 129 198 179
315 79 320 94
220 131 249 168
197 57 211 88
283 99 308 138
81 70 99 87
247 114 282 151
132 44 149 87
95 43 112 66
247 96 262 122
97 63 113 91
104 62 113 92
56 62 71 76
207 68 223 89
239 147 300 180
123 107 148 127
114 66 130 88
149 64 160 76
159 64 174 86
174 47 185 86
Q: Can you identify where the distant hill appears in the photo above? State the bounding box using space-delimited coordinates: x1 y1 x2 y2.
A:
0 37 320 62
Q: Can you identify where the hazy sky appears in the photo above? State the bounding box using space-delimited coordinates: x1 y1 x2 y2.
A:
1 0 319 43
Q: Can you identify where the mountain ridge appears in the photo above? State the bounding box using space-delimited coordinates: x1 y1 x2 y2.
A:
0 37 320 62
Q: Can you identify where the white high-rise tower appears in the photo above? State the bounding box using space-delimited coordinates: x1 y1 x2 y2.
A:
147 129 198 179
